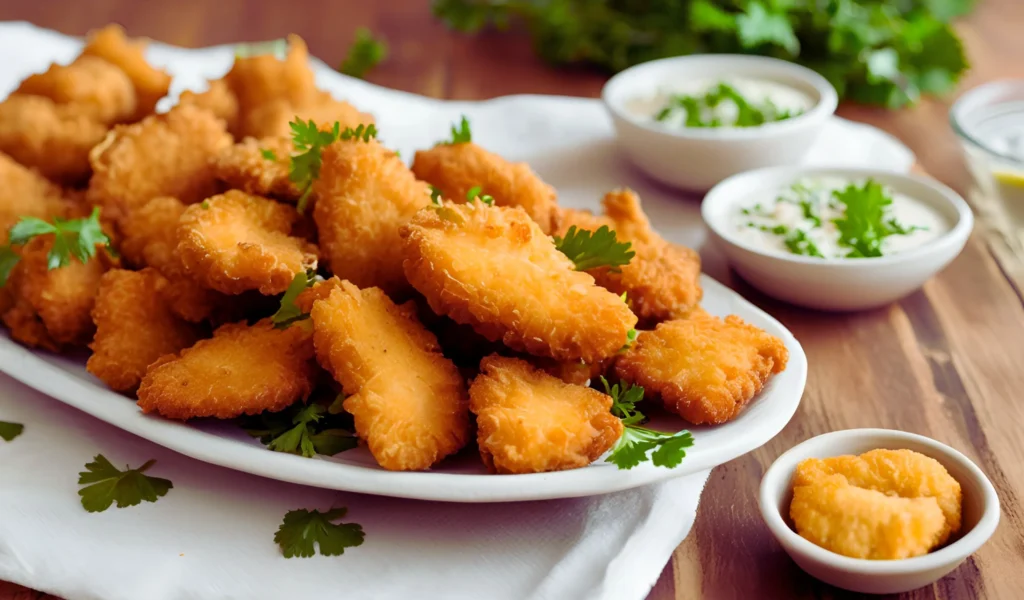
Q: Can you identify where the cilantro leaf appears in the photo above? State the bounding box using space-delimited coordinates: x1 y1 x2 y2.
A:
553 225 635 271
275 507 364 558
287 120 377 214
77 454 172 513
0 246 20 287
6 207 111 274
0 420 24 442
242 402 357 458
466 186 494 206
736 1 799 56
261 148 278 161
440 115 471 145
272 270 322 329
831 179 919 258
599 377 693 470
600 376 645 426
339 28 388 79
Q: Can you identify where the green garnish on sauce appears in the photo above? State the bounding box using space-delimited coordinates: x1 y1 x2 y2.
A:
656 82 801 128
831 180 924 258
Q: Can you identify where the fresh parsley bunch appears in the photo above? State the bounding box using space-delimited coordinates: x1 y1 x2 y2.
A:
433 0 972 107
600 377 694 470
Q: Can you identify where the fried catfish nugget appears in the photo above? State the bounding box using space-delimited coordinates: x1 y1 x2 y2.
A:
212 136 299 201
0 153 77 243
794 449 963 547
178 79 240 133
557 189 702 324
0 95 108 185
314 137 430 297
402 203 637 363
14 56 137 125
412 141 559 233
470 355 622 474
137 318 316 419
310 280 470 471
178 190 318 295
87 104 232 223
87 269 201 392
245 90 375 139
2 236 108 349
616 310 788 425
80 24 172 119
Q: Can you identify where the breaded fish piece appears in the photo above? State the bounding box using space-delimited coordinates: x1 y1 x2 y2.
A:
87 104 232 224
470 355 623 474
87 268 201 391
411 141 559 233
178 79 240 133
137 318 316 419
313 137 430 297
0 152 77 244
556 189 702 325
212 136 299 201
310 280 470 471
243 91 375 140
2 235 108 349
615 310 788 425
177 190 318 295
794 449 962 545
402 202 637 363
0 95 108 185
80 24 171 119
790 474 949 560
14 56 137 125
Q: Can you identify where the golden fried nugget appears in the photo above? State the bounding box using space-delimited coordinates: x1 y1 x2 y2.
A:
313 138 430 297
2 236 108 349
790 474 948 560
310 280 470 471
556 189 702 325
178 79 240 133
615 310 788 425
470 355 623 474
14 56 137 125
177 190 318 295
412 141 559 233
80 24 171 119
224 34 317 137
86 268 201 391
243 91 375 139
212 136 299 201
0 95 108 185
531 356 607 386
402 202 637 363
794 449 962 545
87 104 232 224
0 152 77 244
137 318 316 419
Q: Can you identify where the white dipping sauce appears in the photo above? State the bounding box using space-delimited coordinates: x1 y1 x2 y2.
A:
732 177 950 259
627 77 815 127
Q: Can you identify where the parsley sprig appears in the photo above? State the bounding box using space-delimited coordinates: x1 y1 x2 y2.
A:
832 179 924 258
275 507 365 558
656 82 801 128
439 115 471 145
0 207 113 286
339 28 388 79
553 225 635 271
287 119 379 214
466 186 494 206
77 454 173 513
241 402 358 458
271 270 323 329
0 421 24 442
600 377 694 470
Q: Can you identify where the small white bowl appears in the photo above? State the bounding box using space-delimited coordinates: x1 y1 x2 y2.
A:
702 167 973 311
601 55 838 191
759 429 1000 595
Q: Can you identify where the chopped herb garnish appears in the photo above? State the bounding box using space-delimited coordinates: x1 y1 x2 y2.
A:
260 148 278 161
783 229 824 257
288 119 379 214
241 402 358 458
656 82 802 128
0 421 24 442
271 270 323 329
553 225 635 272
1 207 113 285
832 179 920 258
600 377 694 470
275 507 364 558
339 27 388 79
77 454 172 513
439 115 472 145
466 186 494 206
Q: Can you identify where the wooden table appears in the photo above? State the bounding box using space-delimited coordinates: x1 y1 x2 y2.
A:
2 1 1023 598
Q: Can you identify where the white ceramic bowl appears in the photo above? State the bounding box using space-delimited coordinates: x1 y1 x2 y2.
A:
702 167 974 311
759 429 1000 595
601 55 838 191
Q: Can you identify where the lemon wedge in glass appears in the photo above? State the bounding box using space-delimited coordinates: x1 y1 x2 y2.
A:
993 168 1024 226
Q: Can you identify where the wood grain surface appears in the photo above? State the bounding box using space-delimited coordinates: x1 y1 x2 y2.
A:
1 1 1022 599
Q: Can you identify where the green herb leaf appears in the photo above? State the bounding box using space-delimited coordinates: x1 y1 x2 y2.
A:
6 207 111 273
600 376 645 426
77 454 172 513
553 225 635 271
831 179 918 258
0 246 20 287
339 28 388 79
275 507 364 558
441 115 471 145
261 148 278 161
0 420 24 442
241 402 357 458
736 1 799 55
599 377 694 469
272 270 323 329
466 186 494 206
287 119 377 214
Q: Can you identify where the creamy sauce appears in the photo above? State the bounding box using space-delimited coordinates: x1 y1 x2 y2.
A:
627 77 814 128
732 177 950 259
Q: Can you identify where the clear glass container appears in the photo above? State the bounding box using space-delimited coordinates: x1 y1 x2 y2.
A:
950 80 1024 248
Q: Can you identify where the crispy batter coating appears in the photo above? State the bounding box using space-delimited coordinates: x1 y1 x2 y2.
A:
212 136 299 201
531 356 607 386
80 24 171 119
2 235 108 349
177 190 318 295
137 318 316 419
793 449 963 548
615 310 788 425
0 95 108 185
469 355 623 474
86 268 201 391
556 189 702 325
86 104 232 224
14 56 137 125
313 138 429 297
310 280 471 471
402 202 637 363
178 79 240 133
0 152 77 244
412 141 559 233
243 91 375 139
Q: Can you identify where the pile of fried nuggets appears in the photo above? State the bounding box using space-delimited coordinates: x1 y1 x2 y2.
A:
0 27 789 474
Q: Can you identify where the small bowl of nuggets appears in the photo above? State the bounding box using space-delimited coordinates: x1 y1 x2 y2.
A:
759 429 1000 594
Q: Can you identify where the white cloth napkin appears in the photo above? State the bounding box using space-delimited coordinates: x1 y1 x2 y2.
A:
0 21 915 600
